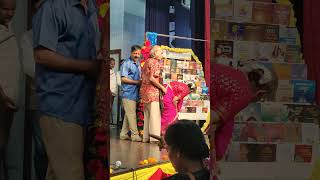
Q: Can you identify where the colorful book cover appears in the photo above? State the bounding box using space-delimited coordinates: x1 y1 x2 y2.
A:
183 74 191 81
261 102 289 122
279 27 299 45
164 73 171 79
192 70 198 75
252 2 274 24
214 40 234 58
190 75 198 81
182 69 188 74
277 144 295 162
286 45 302 63
171 59 177 69
183 61 190 69
235 103 262 122
185 100 204 107
234 41 258 62
175 68 182 74
233 0 253 21
275 80 294 102
164 59 171 66
263 25 280 43
214 40 234 65
241 23 279 42
273 4 291 26
256 63 306 80
242 23 265 41
163 65 171 73
228 22 246 41
188 62 197 69
177 74 183 81
258 43 287 62
272 63 292 80
212 20 229 40
301 123 319 144
294 145 313 163
292 80 316 104
233 123 245 141
226 143 277 162
186 107 197 113
202 107 208 113
171 73 177 81
234 123 302 143
214 0 234 18
177 61 184 69
291 64 307 79
286 104 320 124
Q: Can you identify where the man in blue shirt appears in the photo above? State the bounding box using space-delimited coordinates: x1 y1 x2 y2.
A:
32 0 100 179
120 45 142 142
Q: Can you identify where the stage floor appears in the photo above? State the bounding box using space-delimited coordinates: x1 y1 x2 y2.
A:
110 126 169 176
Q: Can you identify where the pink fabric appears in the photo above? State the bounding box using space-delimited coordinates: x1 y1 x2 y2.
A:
209 64 254 177
161 82 190 135
170 81 190 110
161 86 178 135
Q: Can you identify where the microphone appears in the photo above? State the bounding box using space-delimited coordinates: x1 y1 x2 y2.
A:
111 160 122 170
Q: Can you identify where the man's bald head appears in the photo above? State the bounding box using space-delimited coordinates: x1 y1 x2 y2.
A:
150 45 163 59
0 0 16 27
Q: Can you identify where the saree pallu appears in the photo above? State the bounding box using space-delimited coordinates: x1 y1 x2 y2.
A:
209 64 254 179
160 85 181 135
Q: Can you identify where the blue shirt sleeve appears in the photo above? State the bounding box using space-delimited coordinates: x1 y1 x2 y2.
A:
32 1 64 52
121 61 129 78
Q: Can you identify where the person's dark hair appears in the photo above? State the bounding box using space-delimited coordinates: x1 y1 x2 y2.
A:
187 83 195 92
246 117 257 122
164 120 209 161
131 45 141 53
247 69 263 85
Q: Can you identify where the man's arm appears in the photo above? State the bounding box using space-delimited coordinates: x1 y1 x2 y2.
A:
150 76 166 93
121 77 140 85
148 61 166 93
120 62 140 85
34 47 100 77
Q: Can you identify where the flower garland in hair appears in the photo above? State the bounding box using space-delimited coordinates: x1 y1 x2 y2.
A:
141 40 152 67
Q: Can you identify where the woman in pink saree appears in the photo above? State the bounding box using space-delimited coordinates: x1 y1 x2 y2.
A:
208 63 271 179
161 81 191 135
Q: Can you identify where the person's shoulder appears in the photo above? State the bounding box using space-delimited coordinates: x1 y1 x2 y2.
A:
123 58 131 64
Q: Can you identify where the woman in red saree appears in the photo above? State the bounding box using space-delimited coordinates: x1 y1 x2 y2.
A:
161 81 191 135
208 63 271 179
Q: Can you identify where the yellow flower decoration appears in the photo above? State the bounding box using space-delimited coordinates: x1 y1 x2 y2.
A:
201 111 210 133
232 25 238 33
311 159 320 180
276 0 297 28
99 3 109 18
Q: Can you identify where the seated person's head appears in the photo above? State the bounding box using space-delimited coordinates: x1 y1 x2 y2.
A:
187 83 196 93
164 120 209 173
